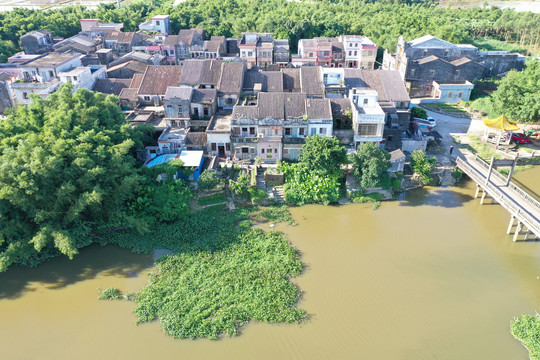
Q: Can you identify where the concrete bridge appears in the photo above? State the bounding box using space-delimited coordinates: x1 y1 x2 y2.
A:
456 155 540 241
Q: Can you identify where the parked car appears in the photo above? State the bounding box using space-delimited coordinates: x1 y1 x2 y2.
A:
413 117 436 128
511 132 531 144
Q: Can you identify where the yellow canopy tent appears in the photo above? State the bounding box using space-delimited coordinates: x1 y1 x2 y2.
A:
483 114 519 146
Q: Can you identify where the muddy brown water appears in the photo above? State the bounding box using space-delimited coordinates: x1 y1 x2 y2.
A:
514 165 540 200
2 179 540 359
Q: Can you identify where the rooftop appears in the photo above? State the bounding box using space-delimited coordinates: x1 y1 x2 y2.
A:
22 53 81 68
138 65 183 95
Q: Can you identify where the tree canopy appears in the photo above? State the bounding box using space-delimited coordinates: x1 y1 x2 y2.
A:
490 60 540 124
0 85 147 271
349 142 391 189
297 135 347 176
0 0 537 61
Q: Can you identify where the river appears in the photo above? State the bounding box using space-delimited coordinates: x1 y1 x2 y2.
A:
1 176 540 359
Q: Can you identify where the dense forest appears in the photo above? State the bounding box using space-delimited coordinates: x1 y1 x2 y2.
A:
0 0 539 62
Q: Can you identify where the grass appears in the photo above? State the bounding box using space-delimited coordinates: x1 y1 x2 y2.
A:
470 37 528 55
459 135 502 161
99 205 306 340
422 103 469 116
258 205 296 225
511 314 540 360
350 191 382 210
392 173 403 191
197 193 227 206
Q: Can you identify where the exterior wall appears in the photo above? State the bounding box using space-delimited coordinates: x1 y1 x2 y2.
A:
21 57 82 83
207 133 232 157
282 143 303 160
218 94 238 109
0 79 15 114
138 94 163 106
431 82 474 103
258 124 282 161
191 102 216 119
12 78 61 105
164 98 190 118
308 120 333 137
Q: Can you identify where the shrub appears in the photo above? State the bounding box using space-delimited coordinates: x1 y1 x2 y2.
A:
198 170 219 190
452 168 463 181
98 288 123 300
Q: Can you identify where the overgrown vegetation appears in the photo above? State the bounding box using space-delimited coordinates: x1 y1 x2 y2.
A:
98 205 305 340
411 106 428 119
410 150 437 185
98 287 123 300
283 136 346 205
197 170 219 190
197 193 227 206
511 313 540 360
350 191 382 209
349 142 391 189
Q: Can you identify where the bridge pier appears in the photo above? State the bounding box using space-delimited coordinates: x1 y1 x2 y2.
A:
513 221 523 242
474 185 481 199
507 215 515 235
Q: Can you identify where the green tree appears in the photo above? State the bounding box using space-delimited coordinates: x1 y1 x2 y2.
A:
349 142 391 189
298 135 347 176
411 106 428 119
0 85 144 271
491 60 540 124
198 170 219 190
410 150 436 185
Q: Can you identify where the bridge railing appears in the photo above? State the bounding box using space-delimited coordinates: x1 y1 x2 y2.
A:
456 157 540 236
471 155 540 212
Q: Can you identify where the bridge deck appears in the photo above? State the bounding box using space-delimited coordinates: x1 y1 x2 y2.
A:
456 155 540 238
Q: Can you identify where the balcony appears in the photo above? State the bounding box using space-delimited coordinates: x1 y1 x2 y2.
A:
12 77 60 90
231 136 258 144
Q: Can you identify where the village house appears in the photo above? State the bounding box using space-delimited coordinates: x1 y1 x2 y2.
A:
137 65 183 106
217 62 245 109
79 19 123 39
293 35 377 69
20 30 54 55
138 15 171 35
104 31 146 56
52 34 102 55
11 52 82 104
383 35 525 98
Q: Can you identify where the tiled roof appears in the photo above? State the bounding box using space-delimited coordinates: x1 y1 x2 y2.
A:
163 34 180 46
92 78 131 95
282 68 301 91
389 149 405 162
130 73 145 89
450 57 474 66
179 59 223 86
178 28 204 45
243 69 283 92
119 88 139 100
218 62 244 94
164 86 192 101
107 60 148 75
105 31 136 43
138 65 183 95
330 98 351 115
306 98 332 120
192 88 217 103
416 55 444 65
300 67 324 95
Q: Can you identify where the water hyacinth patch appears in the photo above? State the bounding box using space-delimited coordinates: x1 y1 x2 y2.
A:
134 229 306 339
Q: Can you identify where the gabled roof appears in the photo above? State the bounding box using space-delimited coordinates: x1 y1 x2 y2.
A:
105 31 136 43
218 62 244 94
408 35 455 49
345 69 410 102
163 34 180 46
164 86 192 101
130 73 144 89
416 55 445 65
106 60 148 76
306 98 332 120
186 132 207 146
282 68 301 91
179 59 223 86
330 98 351 115
192 88 217 103
138 65 183 95
300 67 324 95
243 69 283 92
483 114 519 131
92 78 131 95
178 28 204 45
389 149 405 162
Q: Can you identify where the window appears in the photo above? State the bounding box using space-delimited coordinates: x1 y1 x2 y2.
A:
226 143 230 151
355 43 358 47
144 96 150 101
22 92 28 99
310 128 316 136
349 43 352 47
354 51 357 56
348 51 352 56
226 97 234 105
73 76 78 81
211 143 217 151
410 69 415 76
249 127 255 135
320 128 326 135
248 51 253 57
323 51 329 56
456 69 461 76
283 149 289 155
309 52 314 57
261 148 265 154
444 49 449 57
203 108 209 116
178 105 182 113
267 148 272 154
448 91 453 98
285 127 291 136
423 50 428 56
458 92 463 98
49 71 54 78
299 128 305 136
363 98 368 105
358 124 378 136
429 70 435 77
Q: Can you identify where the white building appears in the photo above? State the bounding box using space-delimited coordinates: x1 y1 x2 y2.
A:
138 15 171 35
339 35 377 69
350 88 386 147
